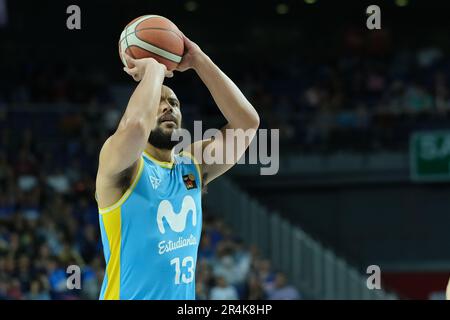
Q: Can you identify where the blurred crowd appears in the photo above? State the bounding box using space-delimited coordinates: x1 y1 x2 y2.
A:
3 30 450 152
196 216 300 300
0 117 300 299
2 21 450 300
0 194 300 300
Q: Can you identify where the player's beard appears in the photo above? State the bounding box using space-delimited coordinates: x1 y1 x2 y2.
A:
148 126 179 150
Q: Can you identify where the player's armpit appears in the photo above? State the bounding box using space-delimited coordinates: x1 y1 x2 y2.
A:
186 124 257 185
95 121 147 209
96 157 140 210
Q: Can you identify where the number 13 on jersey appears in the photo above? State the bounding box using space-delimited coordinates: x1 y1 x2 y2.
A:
170 256 194 285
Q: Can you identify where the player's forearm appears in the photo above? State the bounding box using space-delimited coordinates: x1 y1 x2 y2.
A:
193 53 260 130
121 67 165 135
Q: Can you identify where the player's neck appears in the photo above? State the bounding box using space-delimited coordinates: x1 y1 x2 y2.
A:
145 144 174 163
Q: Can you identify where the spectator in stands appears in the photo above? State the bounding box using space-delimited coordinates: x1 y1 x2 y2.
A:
80 265 100 300
198 232 215 262
256 258 276 293
210 276 238 300
45 257 67 296
212 248 240 286
267 272 301 300
26 279 50 300
7 279 23 300
0 280 8 300
232 240 251 285
195 278 208 300
246 274 267 300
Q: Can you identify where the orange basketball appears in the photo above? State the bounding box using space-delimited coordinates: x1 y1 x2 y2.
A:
118 15 184 71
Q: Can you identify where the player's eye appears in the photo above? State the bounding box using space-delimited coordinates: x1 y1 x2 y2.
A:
169 98 180 108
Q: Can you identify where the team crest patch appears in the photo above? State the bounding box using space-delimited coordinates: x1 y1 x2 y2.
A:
182 173 197 190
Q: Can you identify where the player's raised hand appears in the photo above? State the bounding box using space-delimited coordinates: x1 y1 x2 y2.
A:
123 54 173 82
175 32 204 72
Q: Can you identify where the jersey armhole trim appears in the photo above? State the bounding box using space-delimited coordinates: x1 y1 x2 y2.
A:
143 150 174 169
99 156 144 215
180 150 202 186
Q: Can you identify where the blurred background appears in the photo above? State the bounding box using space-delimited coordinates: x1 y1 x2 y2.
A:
1 0 450 300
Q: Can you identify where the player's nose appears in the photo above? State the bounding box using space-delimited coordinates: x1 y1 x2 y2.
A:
160 102 173 114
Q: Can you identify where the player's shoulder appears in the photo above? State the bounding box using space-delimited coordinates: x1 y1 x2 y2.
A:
177 150 200 166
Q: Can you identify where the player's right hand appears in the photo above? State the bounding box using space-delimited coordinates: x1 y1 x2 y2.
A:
123 54 173 81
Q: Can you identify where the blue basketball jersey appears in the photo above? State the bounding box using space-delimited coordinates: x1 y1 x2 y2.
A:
97 151 202 300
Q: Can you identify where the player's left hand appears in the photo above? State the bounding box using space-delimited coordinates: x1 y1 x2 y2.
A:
175 32 204 72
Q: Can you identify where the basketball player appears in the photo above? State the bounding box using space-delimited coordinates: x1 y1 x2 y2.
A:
95 33 260 299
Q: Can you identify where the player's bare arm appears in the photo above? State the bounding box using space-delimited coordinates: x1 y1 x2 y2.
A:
177 33 260 185
96 55 170 209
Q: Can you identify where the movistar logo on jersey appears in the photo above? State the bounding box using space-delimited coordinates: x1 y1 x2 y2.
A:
157 195 197 234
